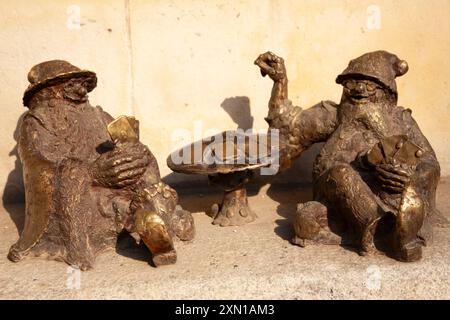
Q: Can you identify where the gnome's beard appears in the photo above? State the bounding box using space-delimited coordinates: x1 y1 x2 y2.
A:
339 98 395 137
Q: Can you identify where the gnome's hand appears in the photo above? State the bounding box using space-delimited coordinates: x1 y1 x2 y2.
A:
254 51 287 82
92 142 150 188
375 163 415 194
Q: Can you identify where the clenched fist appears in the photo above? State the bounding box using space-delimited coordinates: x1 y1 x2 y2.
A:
92 142 150 188
254 51 287 82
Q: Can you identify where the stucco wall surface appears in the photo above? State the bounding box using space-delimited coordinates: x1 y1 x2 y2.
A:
1 0 449 202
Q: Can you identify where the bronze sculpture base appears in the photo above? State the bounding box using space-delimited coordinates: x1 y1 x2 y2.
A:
211 187 257 227
208 170 257 227
166 131 271 228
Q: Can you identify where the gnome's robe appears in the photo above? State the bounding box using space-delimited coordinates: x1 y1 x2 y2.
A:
9 101 163 269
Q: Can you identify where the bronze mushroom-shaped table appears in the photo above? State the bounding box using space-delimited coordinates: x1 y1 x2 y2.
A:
167 130 275 227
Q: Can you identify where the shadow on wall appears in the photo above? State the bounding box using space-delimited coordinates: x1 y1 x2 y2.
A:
163 95 321 187
3 113 26 204
220 96 253 131
164 96 263 214
2 112 26 233
163 95 255 188
163 95 320 219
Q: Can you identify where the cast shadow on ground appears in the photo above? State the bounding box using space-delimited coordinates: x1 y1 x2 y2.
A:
264 144 322 241
115 232 154 266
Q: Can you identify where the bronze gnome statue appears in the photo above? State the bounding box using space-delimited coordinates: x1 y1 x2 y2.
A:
8 60 194 269
255 50 445 262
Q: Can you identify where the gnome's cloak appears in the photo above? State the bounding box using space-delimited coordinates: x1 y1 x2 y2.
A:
8 102 129 268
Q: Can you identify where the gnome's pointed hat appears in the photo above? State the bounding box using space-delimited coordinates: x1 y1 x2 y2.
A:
23 60 97 107
336 50 409 95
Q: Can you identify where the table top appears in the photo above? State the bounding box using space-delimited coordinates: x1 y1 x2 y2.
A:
166 130 276 175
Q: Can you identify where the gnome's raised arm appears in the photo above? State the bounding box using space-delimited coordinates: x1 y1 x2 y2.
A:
254 51 338 169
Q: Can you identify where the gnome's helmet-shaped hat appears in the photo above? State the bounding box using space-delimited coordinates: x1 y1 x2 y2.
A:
336 50 409 96
23 60 97 107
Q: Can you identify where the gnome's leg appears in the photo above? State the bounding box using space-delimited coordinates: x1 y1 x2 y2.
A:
139 182 195 242
130 180 194 267
394 186 425 262
315 164 385 255
414 162 446 245
134 207 177 266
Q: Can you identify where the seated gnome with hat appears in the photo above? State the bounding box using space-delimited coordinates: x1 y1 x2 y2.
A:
255 50 446 262
8 60 194 269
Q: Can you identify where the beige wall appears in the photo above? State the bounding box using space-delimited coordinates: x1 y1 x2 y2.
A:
1 0 449 202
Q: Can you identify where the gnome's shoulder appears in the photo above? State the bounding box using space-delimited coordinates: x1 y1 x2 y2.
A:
320 100 339 111
395 105 413 117
393 105 418 126
93 105 114 124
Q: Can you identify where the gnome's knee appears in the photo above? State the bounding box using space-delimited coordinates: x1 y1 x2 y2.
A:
328 164 354 184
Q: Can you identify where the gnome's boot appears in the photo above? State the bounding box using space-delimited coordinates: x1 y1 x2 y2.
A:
131 180 195 266
292 201 342 247
394 186 425 262
359 218 380 256
141 181 195 242
135 208 177 266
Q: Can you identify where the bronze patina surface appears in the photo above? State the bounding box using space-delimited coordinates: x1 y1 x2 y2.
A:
8 60 194 269
167 130 272 227
255 50 446 262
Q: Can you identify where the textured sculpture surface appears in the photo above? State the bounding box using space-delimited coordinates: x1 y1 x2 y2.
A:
167 131 272 227
8 60 194 269
255 50 445 262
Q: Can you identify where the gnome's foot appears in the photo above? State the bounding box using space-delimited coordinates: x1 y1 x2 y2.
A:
135 209 177 267
397 241 422 262
291 236 306 247
152 249 177 267
211 187 256 227
359 219 379 256
359 245 377 257
293 201 342 247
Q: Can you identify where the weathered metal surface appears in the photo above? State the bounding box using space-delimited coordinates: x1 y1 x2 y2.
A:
255 50 444 262
8 60 194 269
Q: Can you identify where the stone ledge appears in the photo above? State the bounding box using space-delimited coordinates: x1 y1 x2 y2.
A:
0 178 449 299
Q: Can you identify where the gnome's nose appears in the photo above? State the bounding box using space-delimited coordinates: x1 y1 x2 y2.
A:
77 86 87 96
355 82 365 92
